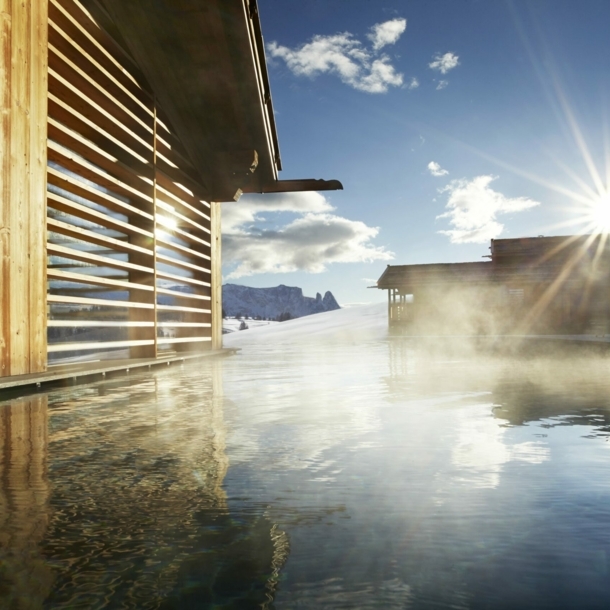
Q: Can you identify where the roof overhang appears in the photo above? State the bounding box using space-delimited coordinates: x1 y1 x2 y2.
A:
98 0 342 201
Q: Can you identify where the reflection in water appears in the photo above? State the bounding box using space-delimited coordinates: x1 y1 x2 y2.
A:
0 396 53 609
0 337 610 608
0 362 288 609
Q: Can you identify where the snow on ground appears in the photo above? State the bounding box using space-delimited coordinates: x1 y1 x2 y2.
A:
223 302 387 346
222 318 279 334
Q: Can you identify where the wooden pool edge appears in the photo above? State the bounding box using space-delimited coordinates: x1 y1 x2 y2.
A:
0 349 239 396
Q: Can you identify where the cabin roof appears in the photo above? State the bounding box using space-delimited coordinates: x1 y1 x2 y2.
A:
377 235 610 292
97 0 341 201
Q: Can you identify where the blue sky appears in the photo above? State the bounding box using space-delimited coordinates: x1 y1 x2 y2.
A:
222 0 610 305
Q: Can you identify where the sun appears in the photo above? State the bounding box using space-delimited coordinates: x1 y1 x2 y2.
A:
589 194 610 233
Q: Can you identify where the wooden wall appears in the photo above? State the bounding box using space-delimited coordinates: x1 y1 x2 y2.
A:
46 0 216 362
0 0 49 377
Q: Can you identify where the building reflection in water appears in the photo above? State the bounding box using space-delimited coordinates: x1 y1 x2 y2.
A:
0 395 54 609
0 359 289 609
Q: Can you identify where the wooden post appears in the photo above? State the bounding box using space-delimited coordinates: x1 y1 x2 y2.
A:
210 201 222 350
0 0 48 377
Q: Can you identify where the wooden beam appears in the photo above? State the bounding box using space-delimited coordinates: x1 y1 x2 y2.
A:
211 201 222 350
0 0 49 377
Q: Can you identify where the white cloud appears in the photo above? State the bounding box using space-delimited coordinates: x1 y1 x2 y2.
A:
429 52 460 74
427 161 449 177
436 79 449 90
223 193 393 278
367 18 407 51
437 175 541 244
267 18 407 94
407 77 419 90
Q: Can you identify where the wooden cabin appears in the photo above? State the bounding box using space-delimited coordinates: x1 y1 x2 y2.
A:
0 0 341 380
377 235 610 336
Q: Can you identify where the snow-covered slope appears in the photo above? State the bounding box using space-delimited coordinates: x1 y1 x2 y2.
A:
223 302 387 346
222 284 340 320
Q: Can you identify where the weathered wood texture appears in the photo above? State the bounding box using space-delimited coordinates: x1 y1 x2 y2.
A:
0 0 49 378
211 201 222 350
47 0 213 363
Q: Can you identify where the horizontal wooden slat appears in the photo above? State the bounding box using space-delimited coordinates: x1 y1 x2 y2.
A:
49 92 149 166
49 41 152 137
48 294 154 309
48 243 154 274
155 171 210 220
47 168 154 226
48 71 152 160
156 252 210 275
156 337 211 345
48 139 152 207
156 288 210 302
49 320 154 327
48 118 154 194
48 16 152 122
48 269 154 292
156 304 211 314
156 233 210 262
156 222 210 249
49 0 152 104
156 270 210 288
48 339 155 353
48 217 154 258
157 322 211 328
156 199 210 236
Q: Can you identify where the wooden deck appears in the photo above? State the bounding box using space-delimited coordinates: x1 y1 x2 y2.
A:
0 348 238 394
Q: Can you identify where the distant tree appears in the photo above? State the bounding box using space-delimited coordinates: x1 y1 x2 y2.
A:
239 320 249 331
277 311 292 322
222 307 226 319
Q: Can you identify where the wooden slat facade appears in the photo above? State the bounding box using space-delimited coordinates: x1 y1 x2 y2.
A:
1 0 222 376
45 0 216 364
0 0 49 377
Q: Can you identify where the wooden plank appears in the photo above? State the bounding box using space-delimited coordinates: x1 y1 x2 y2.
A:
48 320 154 327
47 243 154 274
0 0 48 377
48 338 155 353
156 200 211 236
157 288 210 302
157 336 211 345
48 268 153 292
155 171 210 220
48 19 152 123
155 221 210 249
47 167 153 225
48 140 152 207
48 217 154 258
30 0 49 374
48 294 154 309
156 269 210 288
49 41 152 137
48 117 154 194
156 252 210 275
49 92 149 166
157 322 211 328
47 190 153 238
49 0 152 102
210 201 222 349
157 304 211 314
48 69 153 158
156 233 210 262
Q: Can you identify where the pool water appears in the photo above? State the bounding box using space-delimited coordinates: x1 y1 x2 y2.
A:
1 337 610 609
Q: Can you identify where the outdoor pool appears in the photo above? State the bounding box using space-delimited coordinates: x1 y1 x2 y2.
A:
1 331 610 608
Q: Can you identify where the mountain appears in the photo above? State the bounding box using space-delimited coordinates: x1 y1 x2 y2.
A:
223 284 340 320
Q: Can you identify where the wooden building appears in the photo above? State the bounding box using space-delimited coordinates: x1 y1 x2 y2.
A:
377 234 610 336
0 0 341 379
